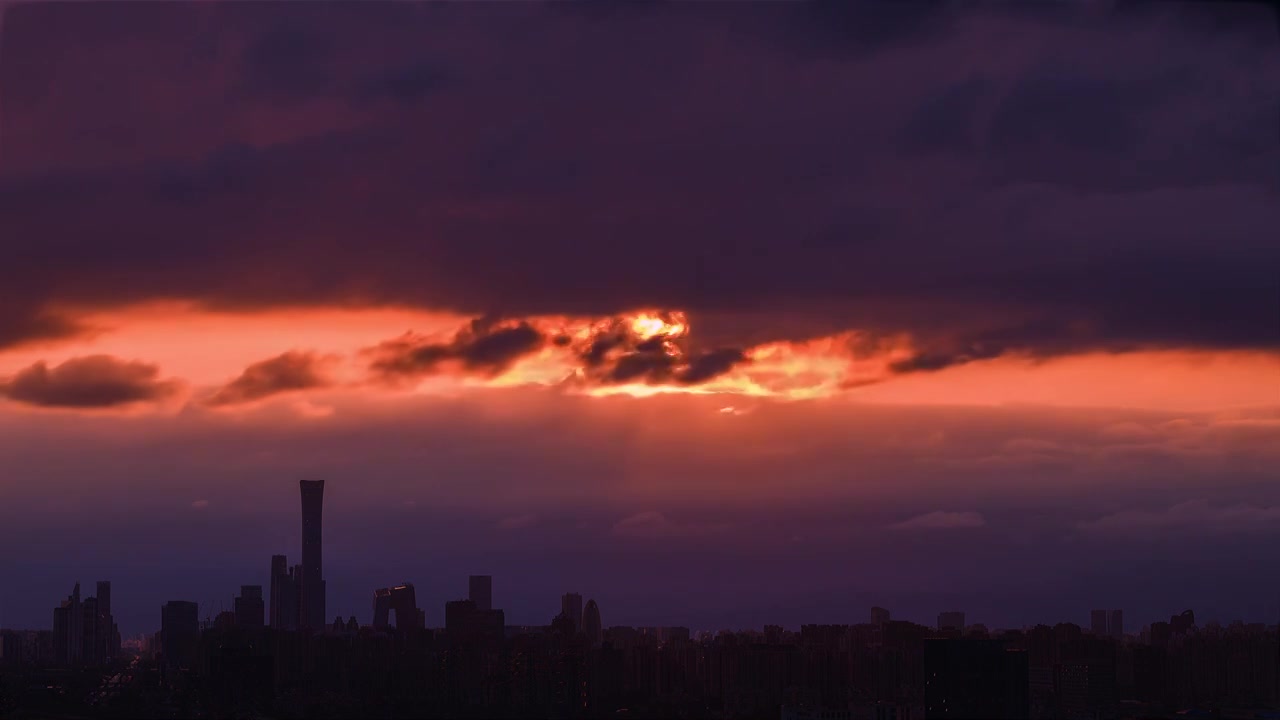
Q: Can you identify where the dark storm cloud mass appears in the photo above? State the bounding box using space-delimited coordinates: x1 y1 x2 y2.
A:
364 312 751 387
368 319 547 380
206 351 333 407
556 313 751 386
1 1 1278 357
0 355 180 408
0 303 85 350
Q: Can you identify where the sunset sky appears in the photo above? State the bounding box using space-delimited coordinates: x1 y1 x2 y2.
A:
1 1 1278 637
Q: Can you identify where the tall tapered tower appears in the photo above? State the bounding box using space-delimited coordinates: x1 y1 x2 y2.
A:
299 479 326 629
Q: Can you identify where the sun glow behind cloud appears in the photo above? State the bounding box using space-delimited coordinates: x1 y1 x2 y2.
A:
0 303 1276 414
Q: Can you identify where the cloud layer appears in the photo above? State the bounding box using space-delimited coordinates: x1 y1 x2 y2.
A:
891 511 987 531
0 355 180 408
206 351 334 407
0 2 1275 357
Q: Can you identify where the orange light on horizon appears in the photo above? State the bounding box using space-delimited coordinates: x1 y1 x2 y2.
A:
0 302 1276 414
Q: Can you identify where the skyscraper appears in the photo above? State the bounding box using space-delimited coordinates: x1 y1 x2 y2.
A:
373 584 423 630
96 581 111 620
469 575 493 612
160 600 199 670
561 592 583 632
235 585 265 628
94 581 119 661
871 606 891 626
299 479 326 630
583 599 603 648
1109 609 1124 639
1090 609 1108 635
53 583 82 665
938 611 966 633
269 555 297 630
81 596 100 665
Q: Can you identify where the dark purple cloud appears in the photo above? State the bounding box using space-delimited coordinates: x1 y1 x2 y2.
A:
0 1 1276 356
0 355 180 408
206 351 333 407
365 313 751 387
0 302 84 350
368 320 547 380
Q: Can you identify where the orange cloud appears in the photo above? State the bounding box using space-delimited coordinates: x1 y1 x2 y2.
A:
0 303 1275 414
0 355 181 409
206 351 336 407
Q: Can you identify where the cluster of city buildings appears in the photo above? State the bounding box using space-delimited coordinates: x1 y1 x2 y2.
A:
0 581 121 668
4 481 1279 719
142 480 605 674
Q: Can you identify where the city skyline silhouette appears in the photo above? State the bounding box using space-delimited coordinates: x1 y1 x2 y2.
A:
1 0 1277 717
15 478 1280 640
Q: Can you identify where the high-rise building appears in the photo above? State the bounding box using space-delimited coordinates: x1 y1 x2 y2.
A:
235 585 265 628
1170 609 1195 634
446 599 478 634
81 596 101 665
583 599 603 648
96 581 111 620
562 592 584 632
937 611 966 633
1109 609 1124 639
373 584 423 630
53 583 83 665
299 480 326 630
93 580 118 661
52 582 118 667
469 575 493 612
160 600 200 670
292 563 305 626
924 639 1030 719
1090 609 1108 636
445 599 504 647
871 606 891 626
269 555 297 630
1055 659 1117 720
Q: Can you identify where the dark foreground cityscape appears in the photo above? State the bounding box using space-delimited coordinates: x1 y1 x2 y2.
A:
2 481 1278 720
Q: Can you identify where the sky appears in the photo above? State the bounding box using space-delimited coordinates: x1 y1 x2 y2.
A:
0 0 1278 638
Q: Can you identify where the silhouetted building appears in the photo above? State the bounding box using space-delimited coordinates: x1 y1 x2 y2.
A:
373 584 424 630
94 580 119 661
1170 609 1195 634
446 598 504 648
81 596 101 664
52 582 82 665
161 600 200 670
446 599 477 632
1056 659 1117 720
214 610 236 631
234 585 264 628
924 639 1029 719
583 599 603 648
562 592 583 632
469 575 492 611
1109 609 1124 639
872 606 891 626
937 611 965 633
1091 609 1108 635
299 479 326 630
51 581 118 667
268 554 298 630
0 631 22 666
95 581 111 620
1149 621 1171 649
